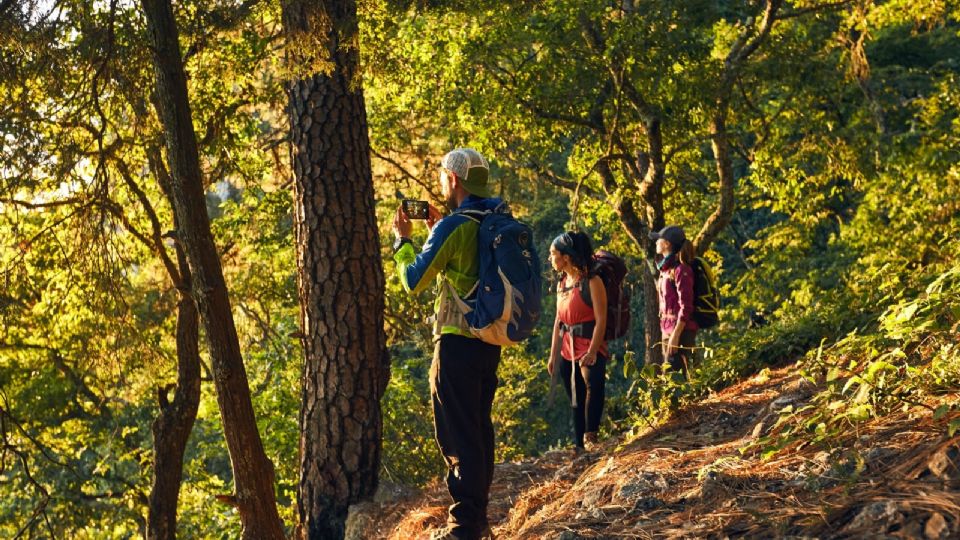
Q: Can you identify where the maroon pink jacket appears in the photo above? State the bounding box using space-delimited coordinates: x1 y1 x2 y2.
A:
657 258 699 336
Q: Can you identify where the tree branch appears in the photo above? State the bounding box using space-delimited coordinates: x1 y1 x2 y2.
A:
694 0 783 255
182 0 264 63
111 158 182 286
0 197 86 209
370 148 441 203
776 0 853 20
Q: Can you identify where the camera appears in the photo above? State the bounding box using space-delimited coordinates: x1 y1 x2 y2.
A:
401 199 429 220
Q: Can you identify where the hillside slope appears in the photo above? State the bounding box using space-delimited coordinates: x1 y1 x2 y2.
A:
352 363 960 539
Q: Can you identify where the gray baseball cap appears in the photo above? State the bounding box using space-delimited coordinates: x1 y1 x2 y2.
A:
441 148 493 198
649 225 686 249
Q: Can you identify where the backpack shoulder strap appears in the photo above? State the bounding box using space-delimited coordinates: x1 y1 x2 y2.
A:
454 209 489 223
578 278 592 307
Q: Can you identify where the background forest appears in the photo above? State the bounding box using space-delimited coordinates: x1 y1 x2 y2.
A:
1 0 959 537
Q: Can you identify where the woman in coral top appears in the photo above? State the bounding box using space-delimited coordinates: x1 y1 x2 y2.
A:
548 231 608 451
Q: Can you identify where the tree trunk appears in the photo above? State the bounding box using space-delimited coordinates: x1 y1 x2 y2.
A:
610 180 663 368
140 1 285 538
147 265 200 540
282 1 389 539
641 119 666 367
693 0 782 255
147 161 200 540
595 124 665 368
693 113 736 255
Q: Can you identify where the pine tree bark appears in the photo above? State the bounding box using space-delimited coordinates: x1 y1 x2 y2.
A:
282 1 389 538
140 0 285 538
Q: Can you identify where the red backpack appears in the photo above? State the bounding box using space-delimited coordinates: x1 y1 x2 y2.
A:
578 250 631 341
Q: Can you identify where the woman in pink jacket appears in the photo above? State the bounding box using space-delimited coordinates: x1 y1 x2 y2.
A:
649 225 698 375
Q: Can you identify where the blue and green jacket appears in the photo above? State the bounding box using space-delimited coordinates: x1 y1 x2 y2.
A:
394 196 502 338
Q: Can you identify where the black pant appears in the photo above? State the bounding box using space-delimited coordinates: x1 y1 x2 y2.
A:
431 334 501 539
667 329 697 375
559 355 607 447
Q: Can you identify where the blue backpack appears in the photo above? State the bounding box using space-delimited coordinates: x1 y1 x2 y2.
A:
456 203 542 346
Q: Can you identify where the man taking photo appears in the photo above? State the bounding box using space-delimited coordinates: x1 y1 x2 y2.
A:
392 148 501 540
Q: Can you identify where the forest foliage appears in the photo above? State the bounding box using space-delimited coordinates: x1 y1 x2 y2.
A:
1 0 959 537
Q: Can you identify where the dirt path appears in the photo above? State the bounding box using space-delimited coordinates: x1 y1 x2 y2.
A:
361 365 960 539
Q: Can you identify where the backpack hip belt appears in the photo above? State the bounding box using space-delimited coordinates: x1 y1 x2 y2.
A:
559 320 596 339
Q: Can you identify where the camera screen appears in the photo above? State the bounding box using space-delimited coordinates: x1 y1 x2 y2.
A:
402 200 429 219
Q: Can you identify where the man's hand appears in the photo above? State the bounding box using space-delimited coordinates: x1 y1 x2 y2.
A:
426 203 443 231
392 205 412 240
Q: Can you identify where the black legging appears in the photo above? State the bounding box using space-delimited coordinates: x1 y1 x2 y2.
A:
559 354 607 447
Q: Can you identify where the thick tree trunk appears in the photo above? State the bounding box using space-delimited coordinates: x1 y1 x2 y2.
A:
282 1 389 539
140 1 285 538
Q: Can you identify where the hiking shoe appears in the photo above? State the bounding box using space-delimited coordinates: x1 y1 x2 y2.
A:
584 432 599 450
430 525 493 540
429 527 458 540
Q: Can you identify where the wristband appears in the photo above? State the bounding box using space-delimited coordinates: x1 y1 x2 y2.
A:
392 237 412 253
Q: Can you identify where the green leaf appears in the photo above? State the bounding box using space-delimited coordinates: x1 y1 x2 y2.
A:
844 404 873 422
899 302 919 322
815 337 827 364
864 360 897 382
843 375 864 394
948 419 960 437
934 404 950 421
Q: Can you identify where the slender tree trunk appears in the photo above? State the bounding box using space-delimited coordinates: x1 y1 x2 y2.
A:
615 117 666 368
694 0 782 254
147 268 200 540
147 162 200 540
140 1 285 538
611 194 663 367
641 119 666 366
282 1 389 538
693 113 736 255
